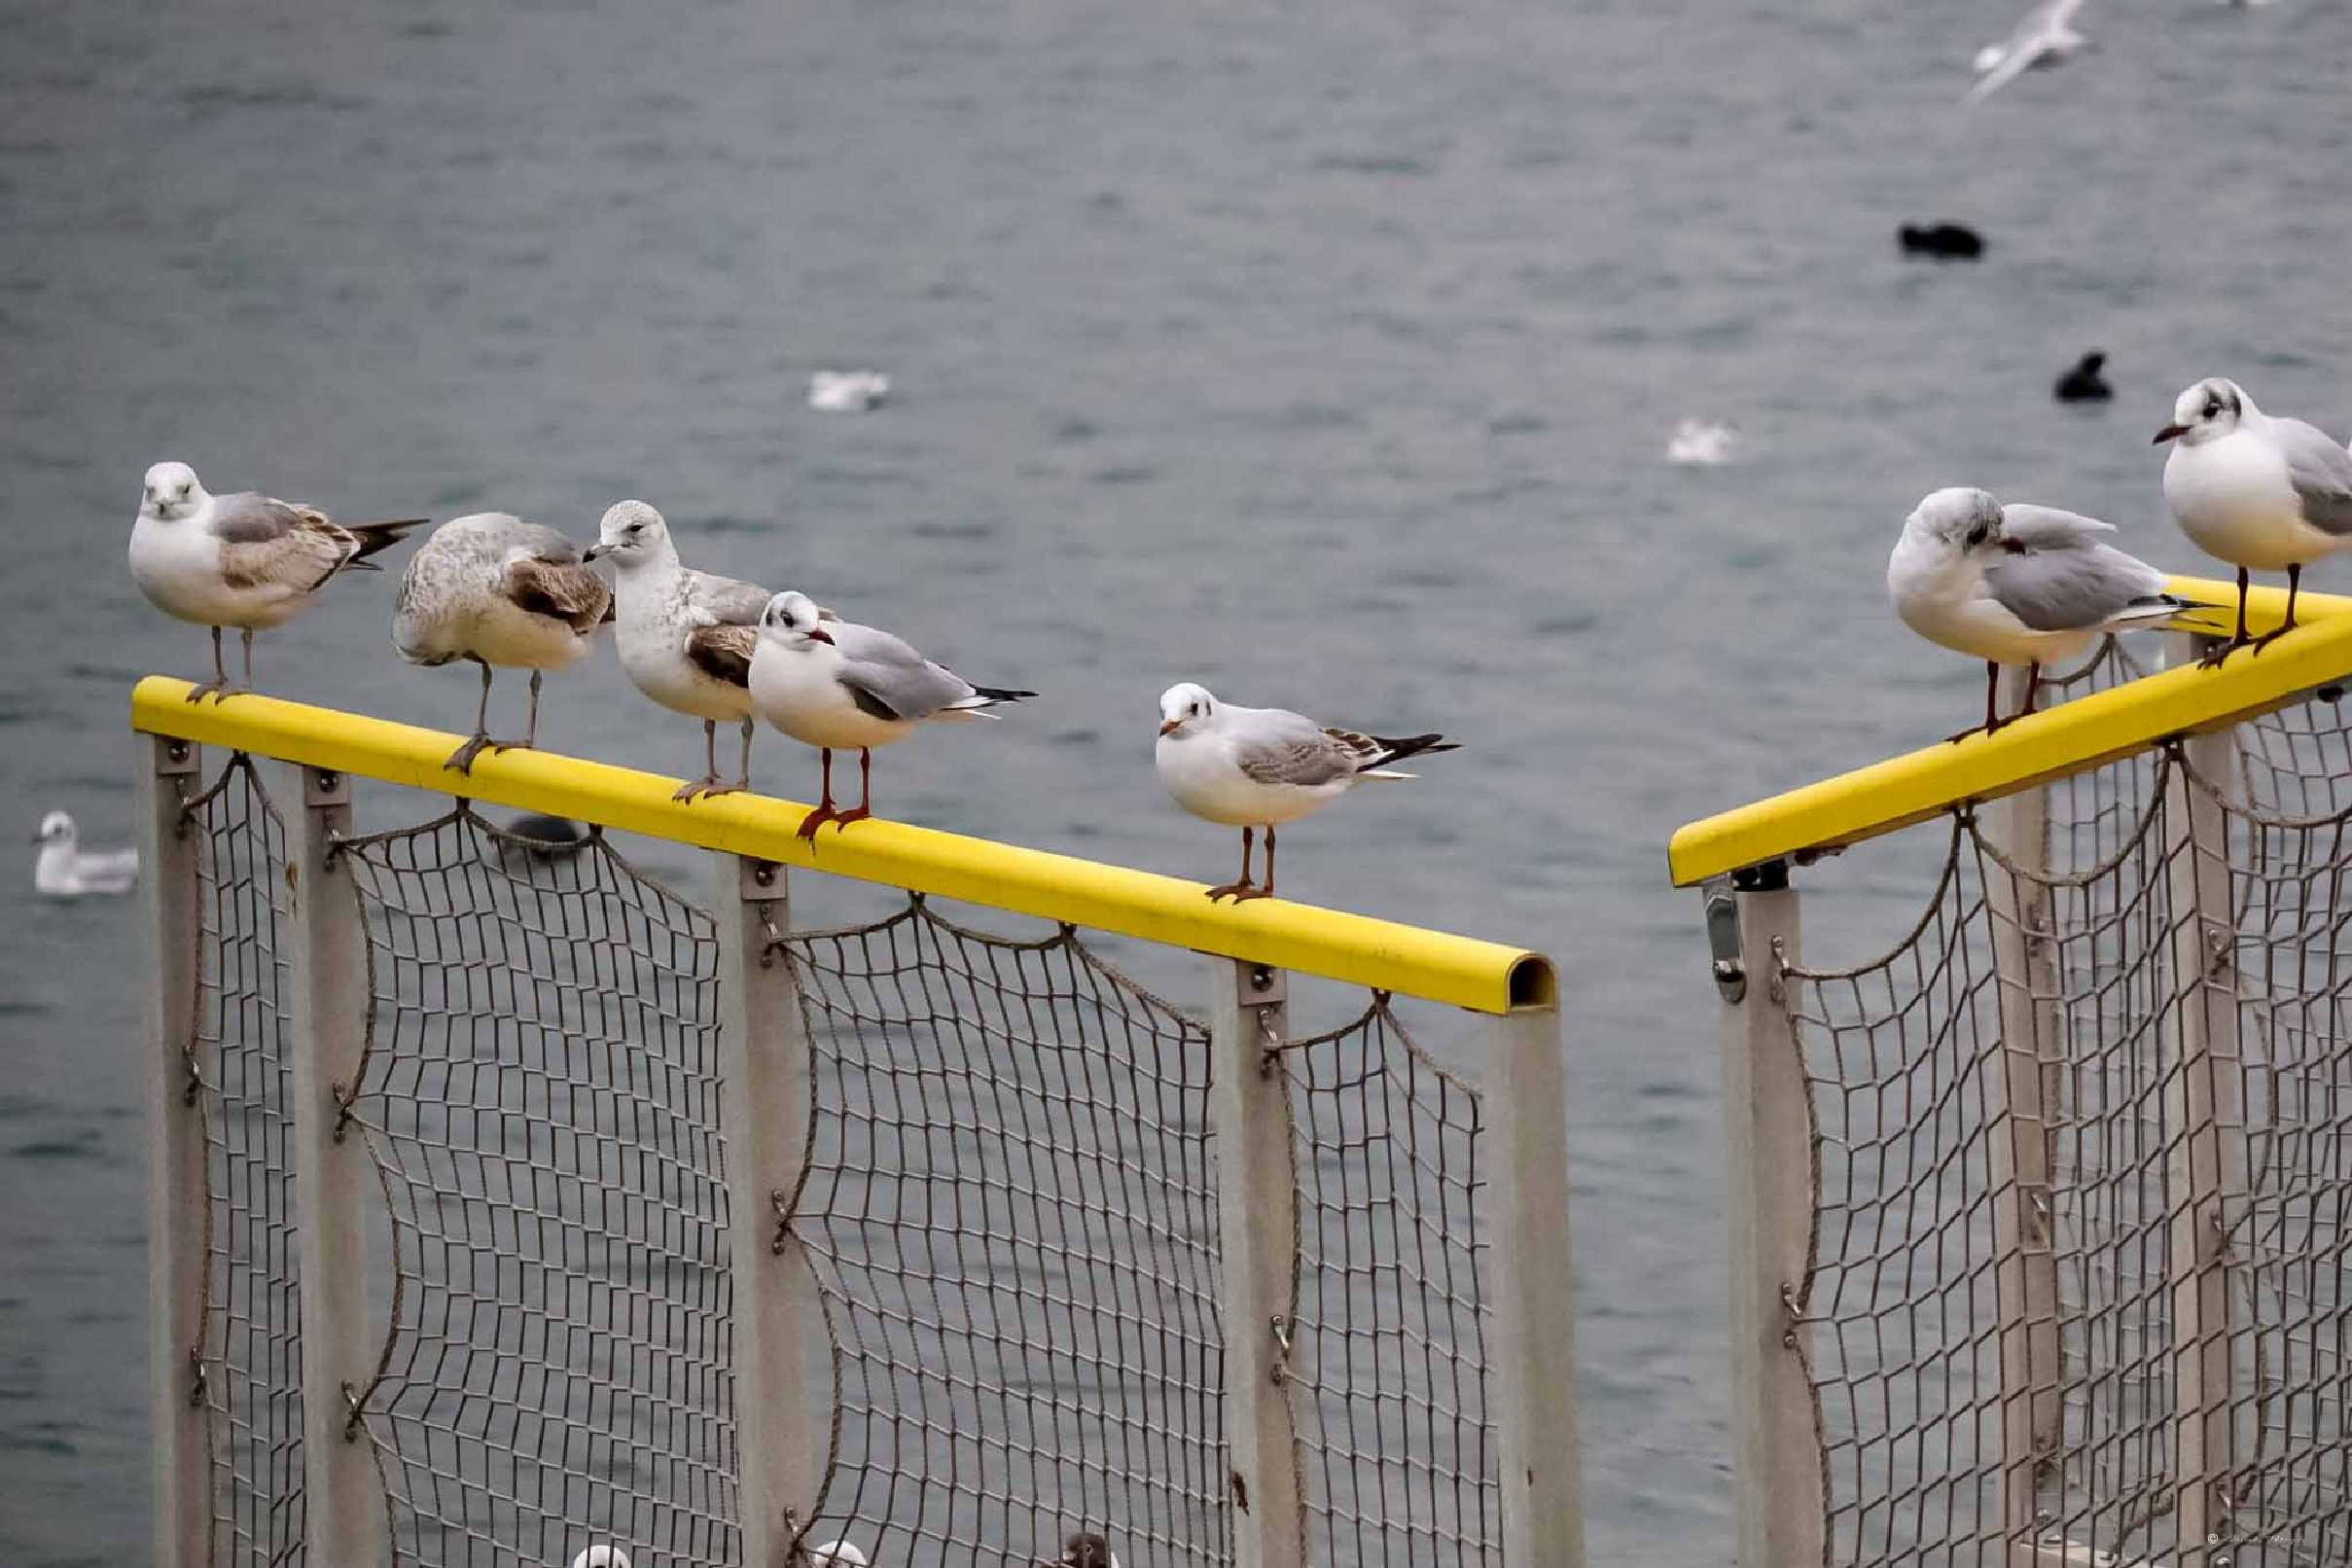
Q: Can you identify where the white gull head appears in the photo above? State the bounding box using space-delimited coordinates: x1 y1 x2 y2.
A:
2155 377 2251 448
141 460 205 522
1158 681 1216 740
585 499 673 569
760 590 837 649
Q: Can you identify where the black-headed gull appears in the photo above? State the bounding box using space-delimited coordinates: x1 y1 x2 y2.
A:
1966 0 2088 104
749 590 1032 840
1888 487 2202 737
32 811 139 897
1155 682 1457 902
128 460 426 701
394 514 614 772
2156 377 2352 662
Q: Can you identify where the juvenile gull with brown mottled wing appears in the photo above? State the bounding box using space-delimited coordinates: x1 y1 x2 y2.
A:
126 459 427 699
395 513 614 772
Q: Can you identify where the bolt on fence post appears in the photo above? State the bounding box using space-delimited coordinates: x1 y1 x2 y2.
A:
1715 862 1826 1567
2160 634 2249 1564
716 856 825 1568
1485 966 1585 1568
140 735 208 1568
1983 664 2066 1550
281 764 387 1560
1206 957 1305 1568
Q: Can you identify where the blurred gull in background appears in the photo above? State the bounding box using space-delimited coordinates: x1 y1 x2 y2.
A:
31 811 138 897
809 370 891 411
1967 0 2089 103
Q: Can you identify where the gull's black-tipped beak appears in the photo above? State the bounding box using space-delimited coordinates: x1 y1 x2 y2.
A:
1158 718 1181 737
805 626 835 645
582 544 606 562
2154 423 2190 445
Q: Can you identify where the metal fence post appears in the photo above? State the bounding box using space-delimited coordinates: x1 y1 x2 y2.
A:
1207 957 1305 1568
141 734 208 1568
281 763 387 1560
1713 863 1826 1566
1983 665 2066 1552
716 856 825 1567
2161 636 2248 1564
1485 977 1585 1568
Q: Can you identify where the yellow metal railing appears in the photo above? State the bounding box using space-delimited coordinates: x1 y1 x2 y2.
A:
1669 576 2352 887
131 676 1552 1014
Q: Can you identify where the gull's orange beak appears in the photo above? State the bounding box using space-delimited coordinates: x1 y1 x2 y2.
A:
2154 423 2190 444
1158 718 1181 736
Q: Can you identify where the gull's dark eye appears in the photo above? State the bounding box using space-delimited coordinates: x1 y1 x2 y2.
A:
2204 399 2223 418
1965 521 1992 549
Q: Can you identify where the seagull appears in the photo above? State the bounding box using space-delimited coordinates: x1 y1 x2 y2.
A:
1966 0 2089 104
394 514 614 772
2054 350 2112 403
567 1549 627 1568
748 590 1034 839
2156 377 2352 663
809 1543 870 1567
1666 418 1740 467
1888 487 2203 737
31 811 138 897
1155 682 1457 902
127 461 426 701
584 499 795 802
1041 1532 1121 1568
808 371 890 411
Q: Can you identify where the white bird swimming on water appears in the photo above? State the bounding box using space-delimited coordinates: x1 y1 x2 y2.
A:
584 499 805 802
1966 0 2088 104
2156 376 2352 662
748 590 1033 840
809 1542 869 1567
32 811 139 897
1665 417 1740 467
1888 486 2203 737
1155 683 1456 903
808 371 890 411
394 514 615 773
127 461 426 701
567 1549 627 1568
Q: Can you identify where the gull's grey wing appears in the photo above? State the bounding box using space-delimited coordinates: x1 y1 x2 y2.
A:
1231 709 1362 788
1984 540 2170 632
683 567 773 626
211 493 355 592
2000 503 2117 549
2274 417 2352 537
829 621 978 722
1966 0 2076 102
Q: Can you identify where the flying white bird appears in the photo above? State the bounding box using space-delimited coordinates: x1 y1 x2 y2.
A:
1155 682 1456 902
31 811 139 897
127 460 425 700
749 590 1032 839
394 514 615 772
2156 377 2352 663
1888 486 2202 736
1966 0 2089 104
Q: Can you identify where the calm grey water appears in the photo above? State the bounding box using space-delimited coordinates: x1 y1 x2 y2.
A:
4 0 2349 1561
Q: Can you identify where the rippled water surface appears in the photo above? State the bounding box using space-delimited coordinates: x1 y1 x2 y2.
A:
4 0 2349 1560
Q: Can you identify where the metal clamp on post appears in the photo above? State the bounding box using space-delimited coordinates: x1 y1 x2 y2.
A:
1703 875 1745 1002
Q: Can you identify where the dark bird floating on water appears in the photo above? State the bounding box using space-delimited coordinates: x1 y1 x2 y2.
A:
1899 223 1984 260
2055 351 2113 403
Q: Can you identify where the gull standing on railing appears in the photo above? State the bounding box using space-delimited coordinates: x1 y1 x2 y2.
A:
1965 0 2088 103
2156 376 2352 663
749 589 1034 839
31 810 138 897
127 460 427 701
395 514 615 772
1888 486 2204 737
1155 682 1456 902
584 499 811 801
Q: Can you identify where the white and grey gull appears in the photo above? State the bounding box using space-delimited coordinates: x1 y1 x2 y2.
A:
1966 0 2088 104
32 810 139 897
749 590 1033 840
1155 683 1456 902
1888 486 2205 737
585 499 809 802
2156 376 2352 662
127 461 426 700
395 513 614 773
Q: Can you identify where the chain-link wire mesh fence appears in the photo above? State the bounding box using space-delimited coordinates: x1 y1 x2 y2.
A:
1774 673 2352 1567
185 754 307 1567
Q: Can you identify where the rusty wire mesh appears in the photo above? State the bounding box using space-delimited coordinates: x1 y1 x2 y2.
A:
1780 667 2352 1567
187 754 306 1566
